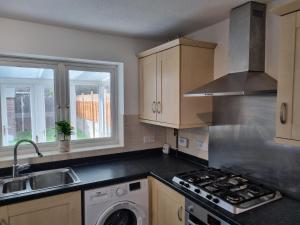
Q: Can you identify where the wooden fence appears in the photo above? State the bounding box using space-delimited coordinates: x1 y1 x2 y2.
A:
76 93 111 127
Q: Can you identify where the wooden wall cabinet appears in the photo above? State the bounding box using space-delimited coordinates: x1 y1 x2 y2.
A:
0 191 81 225
148 177 185 225
139 38 216 129
274 3 300 146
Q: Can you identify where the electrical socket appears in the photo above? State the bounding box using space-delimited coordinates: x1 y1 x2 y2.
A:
178 137 189 148
143 136 155 143
196 139 208 150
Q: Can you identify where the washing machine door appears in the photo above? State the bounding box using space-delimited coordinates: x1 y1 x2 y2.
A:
96 201 146 225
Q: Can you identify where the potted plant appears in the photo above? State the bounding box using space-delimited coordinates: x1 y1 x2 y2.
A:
56 120 74 152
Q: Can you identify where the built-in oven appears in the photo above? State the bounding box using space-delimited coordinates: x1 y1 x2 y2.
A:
185 198 231 225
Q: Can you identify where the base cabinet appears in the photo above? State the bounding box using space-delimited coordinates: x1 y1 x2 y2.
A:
0 191 81 225
149 177 185 225
0 206 8 225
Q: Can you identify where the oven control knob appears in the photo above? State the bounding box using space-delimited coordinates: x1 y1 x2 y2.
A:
194 189 200 193
179 181 185 185
213 198 220 204
184 183 190 188
116 188 125 196
206 194 212 200
188 206 194 212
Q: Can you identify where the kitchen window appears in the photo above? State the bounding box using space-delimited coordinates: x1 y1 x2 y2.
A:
0 57 123 154
68 68 112 140
0 64 56 147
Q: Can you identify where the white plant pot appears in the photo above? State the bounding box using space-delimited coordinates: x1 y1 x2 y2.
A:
59 140 70 152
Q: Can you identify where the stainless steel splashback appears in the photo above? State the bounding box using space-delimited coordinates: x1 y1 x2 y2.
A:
209 94 300 200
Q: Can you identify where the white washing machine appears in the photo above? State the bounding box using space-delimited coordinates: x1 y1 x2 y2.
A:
85 179 149 225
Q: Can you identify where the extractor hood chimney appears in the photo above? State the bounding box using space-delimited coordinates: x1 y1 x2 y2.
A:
185 1 277 97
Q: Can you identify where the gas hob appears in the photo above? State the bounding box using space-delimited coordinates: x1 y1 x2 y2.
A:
172 168 282 214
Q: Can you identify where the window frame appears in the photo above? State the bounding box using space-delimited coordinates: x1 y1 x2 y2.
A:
64 63 120 149
0 59 59 154
0 56 123 156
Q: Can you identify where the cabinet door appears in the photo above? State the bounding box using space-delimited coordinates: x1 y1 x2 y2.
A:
139 54 157 121
180 45 213 126
0 206 8 225
158 47 180 125
6 191 81 225
276 12 297 139
149 177 184 225
292 12 300 140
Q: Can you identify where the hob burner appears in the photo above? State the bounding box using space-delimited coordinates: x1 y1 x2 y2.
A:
172 168 282 214
226 193 243 204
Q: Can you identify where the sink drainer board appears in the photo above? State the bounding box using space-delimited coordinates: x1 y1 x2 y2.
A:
0 168 80 197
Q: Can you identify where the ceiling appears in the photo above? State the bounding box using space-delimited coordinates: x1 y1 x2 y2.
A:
0 0 271 40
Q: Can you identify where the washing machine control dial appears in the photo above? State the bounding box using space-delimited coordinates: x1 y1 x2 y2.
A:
116 187 125 196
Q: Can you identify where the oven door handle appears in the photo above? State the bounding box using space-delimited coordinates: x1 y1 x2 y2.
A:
188 220 199 225
186 212 207 225
188 219 207 225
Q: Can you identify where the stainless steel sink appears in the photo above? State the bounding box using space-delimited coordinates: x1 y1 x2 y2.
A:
0 168 80 197
29 168 80 190
2 177 28 194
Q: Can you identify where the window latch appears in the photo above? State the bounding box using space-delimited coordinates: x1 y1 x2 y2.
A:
3 125 6 135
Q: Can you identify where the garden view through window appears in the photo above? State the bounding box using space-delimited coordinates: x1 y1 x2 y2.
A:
0 60 118 149
0 65 55 146
69 69 111 140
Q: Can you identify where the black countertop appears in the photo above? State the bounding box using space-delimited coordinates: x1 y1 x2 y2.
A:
0 150 300 225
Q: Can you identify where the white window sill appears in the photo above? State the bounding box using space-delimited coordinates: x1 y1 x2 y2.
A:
0 143 125 169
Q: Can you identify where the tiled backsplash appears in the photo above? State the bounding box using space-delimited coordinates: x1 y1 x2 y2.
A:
166 127 209 160
124 115 166 151
0 113 209 167
0 115 166 168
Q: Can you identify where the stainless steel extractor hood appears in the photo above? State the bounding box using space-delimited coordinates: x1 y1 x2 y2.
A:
185 2 277 97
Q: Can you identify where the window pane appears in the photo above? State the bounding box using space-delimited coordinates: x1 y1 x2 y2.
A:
45 87 55 142
0 65 55 146
7 87 32 145
69 70 111 140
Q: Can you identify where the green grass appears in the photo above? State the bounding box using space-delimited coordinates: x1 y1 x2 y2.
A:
9 131 32 145
75 129 89 139
8 128 89 145
46 128 56 142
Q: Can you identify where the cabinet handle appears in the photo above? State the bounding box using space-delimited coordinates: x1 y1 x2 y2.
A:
280 103 287 124
177 206 183 222
152 101 156 113
157 101 161 114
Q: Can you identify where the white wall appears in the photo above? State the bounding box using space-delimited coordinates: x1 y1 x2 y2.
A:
0 18 166 163
0 17 160 115
187 19 229 79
